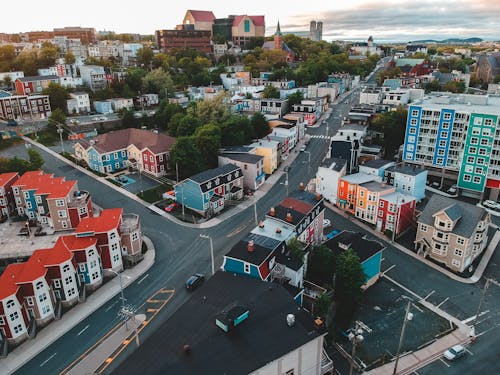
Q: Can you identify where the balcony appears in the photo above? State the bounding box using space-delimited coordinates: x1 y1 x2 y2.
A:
321 348 334 374
67 190 90 209
121 213 140 234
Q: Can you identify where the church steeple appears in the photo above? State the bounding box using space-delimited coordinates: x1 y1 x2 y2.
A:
274 20 283 50
276 21 282 36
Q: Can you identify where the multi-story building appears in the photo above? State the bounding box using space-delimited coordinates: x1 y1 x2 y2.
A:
181 10 216 31
74 128 176 176
0 172 19 218
174 164 244 218
249 139 279 174
0 71 24 84
415 195 490 273
309 20 323 41
475 53 500 83
107 97 134 111
231 15 265 48
355 181 396 224
53 27 96 45
0 93 52 121
383 165 427 201
377 192 416 236
402 93 500 199
337 172 377 213
155 28 211 54
93 100 113 114
291 97 328 125
316 158 347 204
11 171 92 231
359 159 394 179
79 65 107 92
14 75 59 95
66 92 90 114
218 153 265 191
330 124 368 173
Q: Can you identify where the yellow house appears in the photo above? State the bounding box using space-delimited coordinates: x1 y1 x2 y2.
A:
355 181 395 224
231 15 265 47
249 139 278 175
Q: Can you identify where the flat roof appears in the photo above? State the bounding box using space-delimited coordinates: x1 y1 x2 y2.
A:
324 231 385 262
111 271 321 375
413 94 500 116
320 158 347 172
341 172 377 185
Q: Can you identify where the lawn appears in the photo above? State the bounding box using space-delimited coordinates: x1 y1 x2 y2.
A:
137 184 171 203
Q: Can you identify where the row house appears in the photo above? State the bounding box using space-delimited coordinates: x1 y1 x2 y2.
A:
290 97 328 126
93 100 113 114
377 192 416 236
0 172 19 218
271 124 298 151
0 94 51 121
11 171 92 231
383 165 427 201
316 158 347 205
107 97 134 111
66 92 90 114
218 153 265 191
248 139 279 175
330 124 368 173
359 159 395 179
14 75 59 95
74 128 176 176
415 195 490 273
337 172 377 213
134 93 159 108
174 164 244 218
355 181 396 224
79 65 107 92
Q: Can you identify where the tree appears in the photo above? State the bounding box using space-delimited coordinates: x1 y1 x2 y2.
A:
167 112 184 137
250 112 270 139
176 114 202 137
38 42 59 68
443 81 466 93
142 68 174 98
220 116 251 146
125 68 147 93
371 108 408 158
287 91 304 106
47 108 67 136
307 245 337 287
136 47 154 70
334 249 366 319
169 136 203 179
153 101 183 130
43 83 69 112
195 92 231 124
7 157 31 175
315 293 332 317
1 76 12 89
194 123 222 169
27 149 44 170
262 84 280 99
287 237 304 262
425 80 441 92
64 51 76 65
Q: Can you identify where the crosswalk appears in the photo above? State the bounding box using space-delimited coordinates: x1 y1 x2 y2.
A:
309 135 332 140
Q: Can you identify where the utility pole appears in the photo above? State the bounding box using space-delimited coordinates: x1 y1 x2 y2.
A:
175 162 185 218
472 278 499 337
254 200 258 226
199 234 215 275
393 301 413 375
349 321 364 375
57 124 64 153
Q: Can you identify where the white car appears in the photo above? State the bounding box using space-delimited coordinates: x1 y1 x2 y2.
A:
482 200 500 210
323 219 331 228
443 345 466 361
299 145 307 152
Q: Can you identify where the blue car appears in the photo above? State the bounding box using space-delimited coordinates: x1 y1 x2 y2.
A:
186 273 205 290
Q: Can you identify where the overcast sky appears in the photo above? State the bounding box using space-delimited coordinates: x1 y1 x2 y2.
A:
2 0 498 42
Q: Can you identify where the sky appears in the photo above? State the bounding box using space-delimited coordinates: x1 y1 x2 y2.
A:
2 0 499 42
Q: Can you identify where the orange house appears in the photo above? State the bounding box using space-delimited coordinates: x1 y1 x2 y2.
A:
355 181 395 224
337 173 377 213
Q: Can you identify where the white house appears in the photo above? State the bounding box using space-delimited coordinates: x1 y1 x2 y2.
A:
316 158 347 204
67 92 90 114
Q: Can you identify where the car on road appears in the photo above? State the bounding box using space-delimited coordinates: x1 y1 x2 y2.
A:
443 345 466 361
482 200 500 210
185 273 205 290
7 119 18 126
323 219 331 228
165 202 179 212
299 145 307 152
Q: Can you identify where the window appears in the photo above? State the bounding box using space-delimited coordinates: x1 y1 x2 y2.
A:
480 139 489 146
111 242 118 251
443 113 451 120
473 118 482 126
420 224 428 232
26 297 34 306
457 237 465 245
38 293 47 302
113 152 118 159
143 154 147 161
6 300 15 309
132 232 139 241
91 271 100 280
90 260 97 268
88 249 95 257
473 176 481 184
79 263 86 272
113 254 120 262
35 195 42 204
0 316 4 325
9 311 19 321
439 140 447 147
57 210 67 218
150 156 154 162
121 151 126 157
466 156 474 164
35 281 44 290
56 199 65 207
115 163 120 169
61 220 68 229
159 154 163 162
484 118 493 126
244 19 250 32
468 147 477 154
68 288 76 296
412 110 419 117
53 279 61 288
13 324 23 334
42 305 51 314
463 174 471 182
475 167 484 175
477 158 485 165
454 248 463 257
470 137 479 145
478 148 487 156
65 276 73 285
285 370 295 375
410 119 417 126
409 127 416 134
451 259 461 268
440 131 448 138
244 262 251 274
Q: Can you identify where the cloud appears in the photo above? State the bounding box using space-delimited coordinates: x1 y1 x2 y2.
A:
285 0 500 41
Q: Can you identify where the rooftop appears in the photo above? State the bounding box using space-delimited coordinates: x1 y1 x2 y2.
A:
360 159 394 169
251 218 296 243
380 192 416 205
324 231 385 263
419 195 488 238
359 181 395 193
386 165 427 176
188 163 241 184
76 208 122 235
340 172 377 185
412 93 500 116
111 271 321 375
319 158 347 172
219 152 263 164
0 172 18 187
225 237 276 266
17 75 59 82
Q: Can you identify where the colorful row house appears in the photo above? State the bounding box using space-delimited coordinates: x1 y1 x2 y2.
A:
74 128 176 176
9 171 92 231
0 172 19 219
175 164 244 218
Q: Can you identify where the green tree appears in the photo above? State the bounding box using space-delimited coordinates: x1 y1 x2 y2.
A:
315 293 332 317
176 114 202 137
194 123 222 169
38 42 59 67
250 112 270 139
125 68 147 93
64 51 76 64
334 248 366 319
118 109 137 128
443 81 466 93
262 84 280 99
287 91 304 106
27 148 44 170
47 108 67 136
307 245 337 287
371 108 408 159
169 136 203 178
153 101 183 130
7 157 31 175
1 76 12 89
167 112 184 137
425 80 441 92
195 92 231 124
287 237 305 262
220 116 251 146
136 47 154 70
43 83 69 112
0 45 16 72
142 68 174 98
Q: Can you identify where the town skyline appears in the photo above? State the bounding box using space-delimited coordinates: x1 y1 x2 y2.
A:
2 0 499 42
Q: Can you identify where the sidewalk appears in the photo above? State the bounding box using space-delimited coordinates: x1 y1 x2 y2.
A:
2 236 155 375
324 201 499 284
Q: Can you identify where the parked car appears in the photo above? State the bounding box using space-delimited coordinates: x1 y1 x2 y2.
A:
447 184 457 194
185 273 205 290
443 345 466 361
117 175 128 183
165 202 179 212
323 219 331 228
7 119 18 126
482 200 500 210
300 145 307 152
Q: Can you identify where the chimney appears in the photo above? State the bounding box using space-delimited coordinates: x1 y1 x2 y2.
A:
269 207 275 216
286 211 293 223
258 220 264 228
275 227 282 235
247 240 255 252
299 182 305 191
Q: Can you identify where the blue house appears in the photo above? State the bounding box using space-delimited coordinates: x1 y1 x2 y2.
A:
93 100 113 114
324 231 385 288
383 165 428 201
86 146 128 174
175 164 244 218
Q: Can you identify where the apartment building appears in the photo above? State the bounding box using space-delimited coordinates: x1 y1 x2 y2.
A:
0 94 51 121
402 93 500 199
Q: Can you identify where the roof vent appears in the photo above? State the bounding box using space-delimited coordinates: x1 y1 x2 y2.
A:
269 207 275 216
276 227 282 234
247 240 255 253
286 211 293 223
286 313 296 327
299 182 305 191
258 220 264 228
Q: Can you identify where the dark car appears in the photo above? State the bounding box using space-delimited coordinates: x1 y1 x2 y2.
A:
185 273 205 290
7 119 18 126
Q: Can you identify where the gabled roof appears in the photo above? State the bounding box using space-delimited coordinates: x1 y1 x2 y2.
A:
30 243 72 268
16 254 47 283
219 152 263 164
36 179 75 199
225 238 275 266
324 231 385 262
419 195 488 238
17 75 59 82
76 208 122 235
0 263 24 300
188 163 242 189
187 10 216 22
58 234 97 251
232 15 265 27
0 172 18 187
111 271 321 375
78 128 176 155
385 165 426 176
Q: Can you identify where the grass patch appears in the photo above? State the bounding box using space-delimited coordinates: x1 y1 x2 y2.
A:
107 178 122 187
28 130 59 146
137 184 171 203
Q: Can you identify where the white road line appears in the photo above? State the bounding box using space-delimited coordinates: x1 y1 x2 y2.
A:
461 310 490 324
465 348 474 356
40 353 57 367
382 264 396 275
437 297 449 308
423 290 435 300
137 273 149 284
105 300 118 312
439 358 451 368
77 324 89 336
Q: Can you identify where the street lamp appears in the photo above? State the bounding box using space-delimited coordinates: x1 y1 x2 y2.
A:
25 221 30 237
348 322 365 375
392 301 414 375
199 234 215 276
104 269 127 329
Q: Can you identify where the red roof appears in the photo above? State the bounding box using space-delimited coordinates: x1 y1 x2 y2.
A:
0 263 23 300
16 254 47 284
279 197 312 215
187 10 216 22
58 234 97 251
31 243 72 267
12 170 48 189
76 208 123 234
232 15 265 27
36 179 75 199
0 172 18 188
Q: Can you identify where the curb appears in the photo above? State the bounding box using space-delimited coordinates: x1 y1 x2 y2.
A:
3 236 156 375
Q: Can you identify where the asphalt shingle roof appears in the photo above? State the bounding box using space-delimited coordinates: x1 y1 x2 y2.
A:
324 231 385 262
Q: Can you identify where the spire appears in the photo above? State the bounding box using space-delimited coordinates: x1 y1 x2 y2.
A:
276 21 282 36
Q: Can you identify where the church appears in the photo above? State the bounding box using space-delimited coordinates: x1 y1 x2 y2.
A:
262 22 296 63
